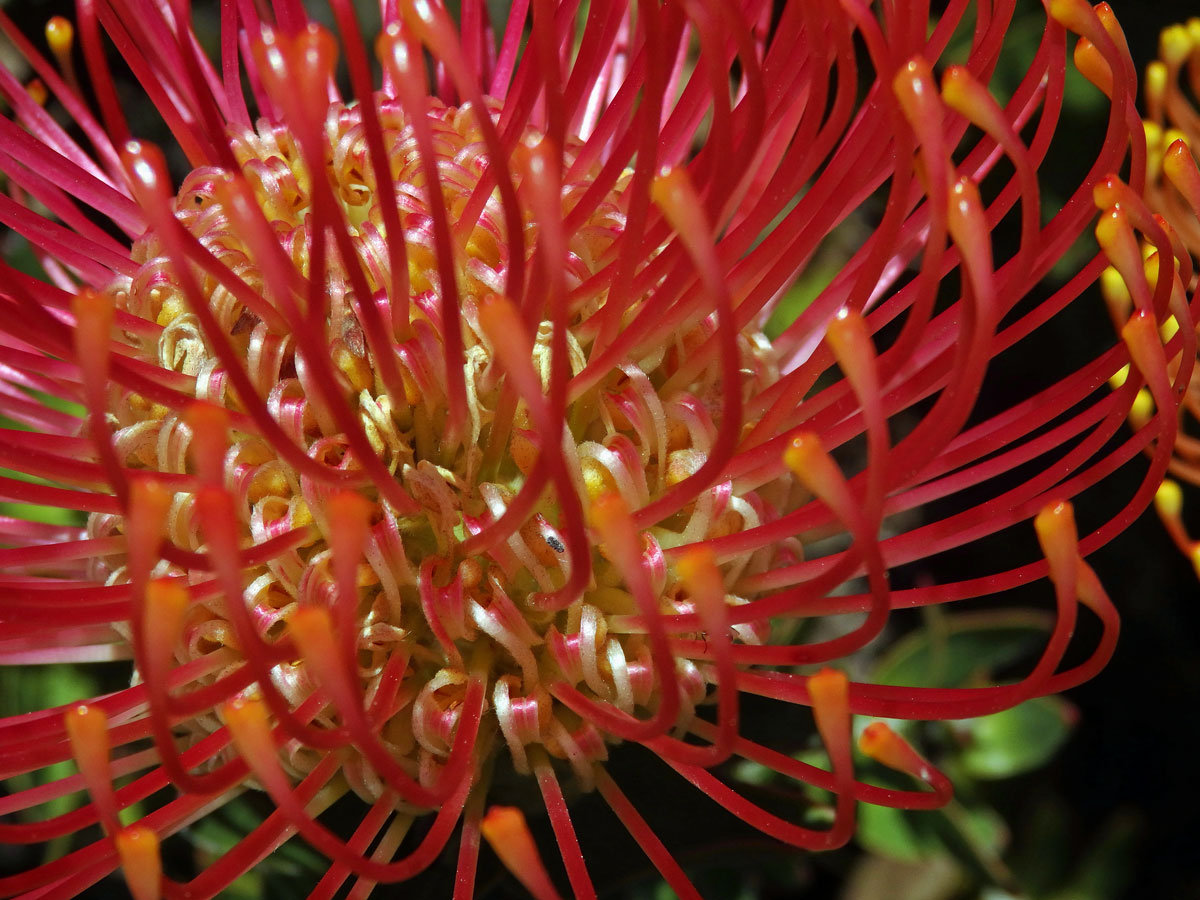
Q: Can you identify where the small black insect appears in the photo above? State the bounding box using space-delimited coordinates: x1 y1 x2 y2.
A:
544 534 565 553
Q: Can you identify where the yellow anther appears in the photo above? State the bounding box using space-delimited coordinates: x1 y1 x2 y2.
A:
333 341 374 393
1160 23 1193 68
1160 314 1179 343
45 17 74 59
1156 479 1183 520
1099 266 1132 317
1145 61 1168 109
1108 363 1130 390
1143 121 1164 158
581 456 618 500
1130 387 1155 428
154 292 187 327
291 498 315 529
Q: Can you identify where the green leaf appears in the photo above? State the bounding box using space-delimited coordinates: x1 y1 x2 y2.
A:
959 697 1075 780
872 610 1053 690
856 803 936 863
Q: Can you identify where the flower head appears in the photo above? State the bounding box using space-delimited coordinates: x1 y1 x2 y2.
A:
0 1 1190 898
1130 17 1200 574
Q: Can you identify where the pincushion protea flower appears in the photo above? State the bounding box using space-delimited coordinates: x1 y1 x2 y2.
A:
0 0 1190 897
1129 18 1200 573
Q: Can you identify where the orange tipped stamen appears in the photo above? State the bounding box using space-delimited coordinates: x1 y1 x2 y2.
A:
892 57 940 132
115 827 163 900
1095 207 1151 311
45 16 74 58
940 66 1003 134
253 24 339 123
807 667 850 742
222 695 277 772
44 16 79 92
824 310 875 398
946 176 994 283
1034 500 1079 590
142 579 190 679
859 722 933 783
287 606 341 681
476 293 541 404
481 806 566 900
1047 0 1100 38
1121 309 1171 399
675 546 728 640
126 481 171 589
650 167 714 261
184 402 231 487
70 288 114 376
1073 38 1113 97
287 604 335 640
120 139 172 210
1163 139 1200 213
376 23 427 92
70 287 128 506
586 492 640 566
1091 3 1130 54
806 667 856 847
26 77 48 106
326 491 373 604
783 433 845 507
64 704 120 833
